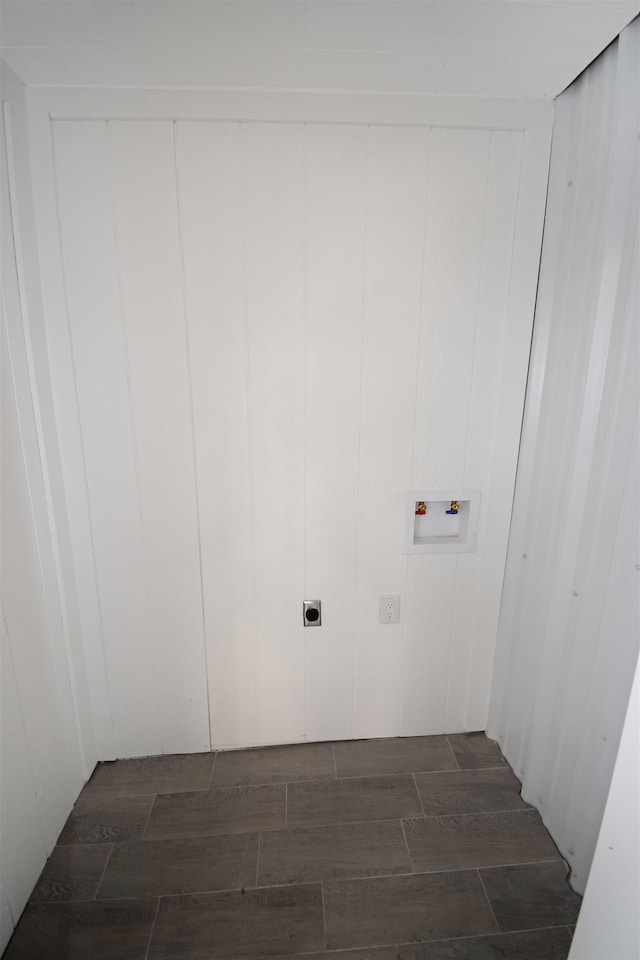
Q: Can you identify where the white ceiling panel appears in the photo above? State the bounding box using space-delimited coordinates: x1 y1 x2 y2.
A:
0 45 306 90
303 50 575 99
0 2 307 48
0 0 637 98
304 1 636 60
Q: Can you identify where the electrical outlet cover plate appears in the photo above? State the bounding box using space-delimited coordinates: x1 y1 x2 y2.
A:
379 595 401 624
303 600 322 626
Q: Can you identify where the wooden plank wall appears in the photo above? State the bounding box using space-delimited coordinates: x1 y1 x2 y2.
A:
50 114 540 754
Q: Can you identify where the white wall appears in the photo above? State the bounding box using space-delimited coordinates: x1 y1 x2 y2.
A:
487 18 640 895
0 63 94 953
1 0 637 99
569 661 640 960
27 89 551 756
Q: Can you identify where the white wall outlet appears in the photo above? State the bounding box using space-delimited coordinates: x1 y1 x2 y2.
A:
379 595 401 624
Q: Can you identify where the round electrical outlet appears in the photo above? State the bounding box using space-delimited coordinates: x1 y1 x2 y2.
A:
303 601 322 626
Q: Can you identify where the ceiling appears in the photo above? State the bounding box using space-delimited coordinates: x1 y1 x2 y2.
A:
1 1 638 99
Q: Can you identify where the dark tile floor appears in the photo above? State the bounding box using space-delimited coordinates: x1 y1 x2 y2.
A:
4 733 581 960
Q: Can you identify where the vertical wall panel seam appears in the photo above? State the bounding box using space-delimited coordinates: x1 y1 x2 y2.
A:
481 128 528 740
302 121 308 739
513 98 588 782
442 560 461 731
407 127 432 493
51 117 116 758
398 126 431 736
104 118 153 756
487 121 557 745
441 153 465 729
3 103 89 779
457 129 492 730
510 102 581 775
237 120 260 744
484 128 526 746
461 130 493 487
171 120 212 751
349 123 370 740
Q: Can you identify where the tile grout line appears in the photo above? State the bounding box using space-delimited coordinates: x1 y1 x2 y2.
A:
320 880 328 950
143 897 161 960
255 832 261 887
399 819 414 874
414 764 510 775
240 858 570 898
476 867 501 933
332 742 338 778
81 781 216 802
403 924 581 949
30 860 571 912
502 923 581 938
286 807 545 834
83 762 514 800
284 782 288 829
93 843 115 900
27 859 571 909
450 764 510 773
486 922 580 938
407 806 539 821
444 734 462 770
80 741 505 792
91 880 323 904
133 805 549 848
140 794 157 841
412 772 427 818
476 856 564 873
206 766 501 792
254 809 546 834
26 896 159 907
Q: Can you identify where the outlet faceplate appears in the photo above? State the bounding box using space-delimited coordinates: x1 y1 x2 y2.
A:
379 595 400 624
303 600 322 627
